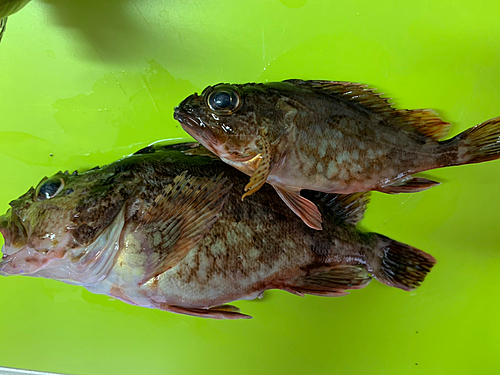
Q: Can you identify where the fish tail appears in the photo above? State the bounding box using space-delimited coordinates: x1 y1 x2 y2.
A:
440 116 500 166
368 234 436 291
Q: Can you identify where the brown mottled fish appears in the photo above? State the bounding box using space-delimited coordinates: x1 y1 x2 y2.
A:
0 143 435 319
174 80 500 230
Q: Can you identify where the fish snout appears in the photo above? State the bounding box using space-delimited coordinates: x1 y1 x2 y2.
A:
175 93 201 117
175 109 219 148
173 106 184 122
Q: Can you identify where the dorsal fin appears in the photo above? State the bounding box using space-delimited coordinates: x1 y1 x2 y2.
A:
302 191 370 225
284 80 450 140
392 109 451 140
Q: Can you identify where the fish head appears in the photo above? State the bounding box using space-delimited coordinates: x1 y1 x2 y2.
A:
0 168 133 284
175 83 290 164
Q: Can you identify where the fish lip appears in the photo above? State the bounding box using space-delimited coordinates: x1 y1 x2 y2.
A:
0 245 39 276
174 107 219 150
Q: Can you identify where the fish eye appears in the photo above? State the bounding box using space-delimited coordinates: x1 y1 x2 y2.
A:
36 178 65 201
207 87 241 114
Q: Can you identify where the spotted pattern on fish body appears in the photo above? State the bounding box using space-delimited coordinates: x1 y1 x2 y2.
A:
175 80 500 229
0 143 437 318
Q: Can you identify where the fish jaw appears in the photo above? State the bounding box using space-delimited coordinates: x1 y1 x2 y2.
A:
0 208 70 276
0 208 125 285
175 110 264 178
174 105 222 155
0 246 65 276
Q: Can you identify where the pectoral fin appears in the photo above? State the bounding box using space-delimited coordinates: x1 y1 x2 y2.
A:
377 177 440 194
300 191 371 225
161 304 252 320
273 185 323 230
138 172 232 284
242 136 272 199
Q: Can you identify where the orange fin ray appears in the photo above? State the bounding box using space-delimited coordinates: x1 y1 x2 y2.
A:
377 177 440 194
450 116 500 165
138 172 232 284
242 136 272 199
273 185 323 230
393 109 451 140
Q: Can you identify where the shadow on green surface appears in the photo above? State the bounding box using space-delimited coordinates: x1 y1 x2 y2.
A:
40 0 167 63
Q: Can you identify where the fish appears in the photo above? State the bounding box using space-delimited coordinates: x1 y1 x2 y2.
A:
0 143 436 319
0 0 32 42
174 80 500 230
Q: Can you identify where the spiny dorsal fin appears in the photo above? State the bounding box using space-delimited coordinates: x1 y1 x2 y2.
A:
302 191 370 225
284 80 450 140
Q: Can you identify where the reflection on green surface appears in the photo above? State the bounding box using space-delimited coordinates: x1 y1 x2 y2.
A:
0 0 500 374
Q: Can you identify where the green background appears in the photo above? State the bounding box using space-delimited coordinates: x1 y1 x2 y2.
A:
1 0 499 374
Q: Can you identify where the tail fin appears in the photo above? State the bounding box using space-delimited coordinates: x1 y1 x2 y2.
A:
442 116 500 166
370 235 436 291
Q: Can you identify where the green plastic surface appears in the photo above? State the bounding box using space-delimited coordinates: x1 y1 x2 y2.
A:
1 1 500 374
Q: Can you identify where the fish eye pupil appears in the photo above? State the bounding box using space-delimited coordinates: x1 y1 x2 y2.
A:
214 92 231 109
207 87 240 113
36 178 65 201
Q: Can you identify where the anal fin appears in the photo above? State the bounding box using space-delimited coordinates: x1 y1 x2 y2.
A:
377 177 440 194
285 265 372 297
301 191 371 225
274 185 323 230
161 304 252 320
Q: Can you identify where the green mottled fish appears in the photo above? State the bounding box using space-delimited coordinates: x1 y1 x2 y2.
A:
174 80 500 230
0 143 435 319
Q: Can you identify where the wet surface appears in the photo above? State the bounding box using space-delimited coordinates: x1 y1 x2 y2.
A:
0 0 500 374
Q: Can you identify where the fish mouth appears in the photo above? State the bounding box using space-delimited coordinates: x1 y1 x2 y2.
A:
174 106 220 153
0 246 64 277
0 208 126 285
0 211 70 277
